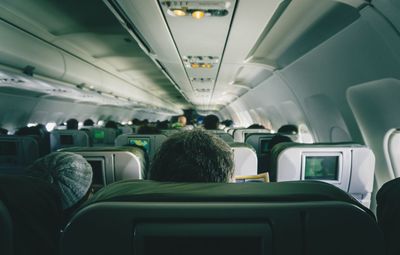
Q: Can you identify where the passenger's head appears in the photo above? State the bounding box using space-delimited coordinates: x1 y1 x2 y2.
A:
137 125 161 134
83 119 94 126
267 134 293 152
247 124 265 129
0 127 8 135
203 114 220 130
149 129 234 182
177 115 187 126
105 120 118 129
278 124 298 141
26 152 93 210
66 119 79 130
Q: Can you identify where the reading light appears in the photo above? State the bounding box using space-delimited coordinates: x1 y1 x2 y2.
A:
191 63 200 68
172 8 186 16
192 10 205 19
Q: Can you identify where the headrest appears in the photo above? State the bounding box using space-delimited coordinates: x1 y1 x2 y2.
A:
229 143 258 176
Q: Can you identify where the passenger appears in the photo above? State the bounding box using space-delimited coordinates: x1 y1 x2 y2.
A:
0 175 63 255
277 124 298 141
105 120 118 129
156 120 169 130
247 124 265 129
376 177 400 255
26 152 93 225
221 119 233 128
0 127 8 135
172 115 187 129
83 119 94 126
261 134 293 174
203 114 220 130
149 129 234 182
137 125 161 134
66 119 79 130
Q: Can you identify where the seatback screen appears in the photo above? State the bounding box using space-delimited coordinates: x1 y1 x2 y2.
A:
87 159 105 189
304 156 339 180
128 138 150 153
93 130 105 142
60 134 74 145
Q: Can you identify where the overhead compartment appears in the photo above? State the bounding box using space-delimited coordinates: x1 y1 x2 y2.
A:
61 53 103 89
0 19 65 79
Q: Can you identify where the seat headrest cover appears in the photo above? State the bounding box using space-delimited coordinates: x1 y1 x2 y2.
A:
27 152 93 209
84 180 373 218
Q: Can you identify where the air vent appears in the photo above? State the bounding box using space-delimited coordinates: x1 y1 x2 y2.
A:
0 78 24 85
195 88 211 93
191 78 214 83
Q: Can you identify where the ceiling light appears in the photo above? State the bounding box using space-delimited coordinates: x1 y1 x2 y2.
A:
172 8 186 16
192 10 205 19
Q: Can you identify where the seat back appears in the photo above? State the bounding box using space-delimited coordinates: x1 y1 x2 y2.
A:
60 146 145 187
115 134 167 160
229 142 258 176
0 200 12 255
50 130 89 151
61 180 383 255
0 136 39 175
234 128 269 142
160 129 180 137
208 130 234 143
383 128 400 177
270 142 375 207
245 133 276 173
90 128 117 146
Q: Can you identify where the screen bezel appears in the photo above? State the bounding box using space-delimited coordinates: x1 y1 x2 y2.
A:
301 152 343 184
60 134 74 145
86 157 106 189
259 138 270 154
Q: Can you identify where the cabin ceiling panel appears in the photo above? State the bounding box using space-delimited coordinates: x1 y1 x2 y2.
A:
0 0 189 111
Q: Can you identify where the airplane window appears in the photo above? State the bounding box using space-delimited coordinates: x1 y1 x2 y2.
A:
27 123 38 127
298 124 314 143
45 122 57 132
97 120 105 126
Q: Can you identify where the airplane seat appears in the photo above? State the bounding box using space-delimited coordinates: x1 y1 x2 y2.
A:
228 142 258 177
160 129 180 136
50 130 89 152
0 136 40 175
245 133 276 173
61 180 383 255
115 134 167 161
383 128 400 177
59 146 146 188
90 128 117 147
0 200 12 255
269 142 375 207
376 177 400 255
207 130 234 143
119 126 133 135
233 128 270 143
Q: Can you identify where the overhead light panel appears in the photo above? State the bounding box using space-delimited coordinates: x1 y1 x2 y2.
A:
192 10 205 19
183 56 219 69
161 1 230 19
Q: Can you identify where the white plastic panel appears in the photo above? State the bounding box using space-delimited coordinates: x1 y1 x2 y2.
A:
383 128 400 178
276 144 375 208
231 146 258 176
